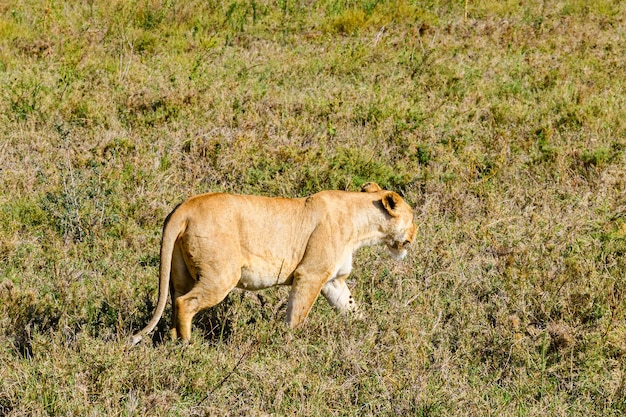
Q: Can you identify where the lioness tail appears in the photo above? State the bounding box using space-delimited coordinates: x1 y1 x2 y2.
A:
129 209 185 346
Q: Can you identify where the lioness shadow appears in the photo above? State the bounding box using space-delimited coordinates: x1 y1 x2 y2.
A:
134 289 286 346
194 290 286 345
194 295 236 345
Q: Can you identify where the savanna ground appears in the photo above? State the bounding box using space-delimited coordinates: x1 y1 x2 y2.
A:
1 0 625 415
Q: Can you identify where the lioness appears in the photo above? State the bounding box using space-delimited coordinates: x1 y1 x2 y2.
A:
130 182 417 344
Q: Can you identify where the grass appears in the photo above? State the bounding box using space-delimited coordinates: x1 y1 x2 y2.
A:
1 0 625 415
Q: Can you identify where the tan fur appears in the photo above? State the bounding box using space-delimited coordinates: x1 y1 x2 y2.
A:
130 182 417 344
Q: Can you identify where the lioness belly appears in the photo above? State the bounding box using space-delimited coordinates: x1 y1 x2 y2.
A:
236 258 296 290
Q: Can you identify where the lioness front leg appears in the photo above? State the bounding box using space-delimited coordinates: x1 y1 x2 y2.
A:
321 276 358 313
285 275 325 328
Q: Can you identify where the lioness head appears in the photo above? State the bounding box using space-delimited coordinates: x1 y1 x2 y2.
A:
362 182 418 261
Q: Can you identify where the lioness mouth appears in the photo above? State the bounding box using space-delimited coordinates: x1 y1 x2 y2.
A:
390 240 411 250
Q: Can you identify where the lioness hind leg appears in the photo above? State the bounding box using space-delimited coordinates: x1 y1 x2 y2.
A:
170 242 195 340
321 276 358 313
174 282 235 341
175 292 198 342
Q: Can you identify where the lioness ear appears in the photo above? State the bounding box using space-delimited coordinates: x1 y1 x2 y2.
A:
381 192 403 217
361 182 382 193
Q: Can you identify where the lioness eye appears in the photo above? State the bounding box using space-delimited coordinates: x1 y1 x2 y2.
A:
403 240 411 246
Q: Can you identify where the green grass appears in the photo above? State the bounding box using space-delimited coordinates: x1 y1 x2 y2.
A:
1 0 625 415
